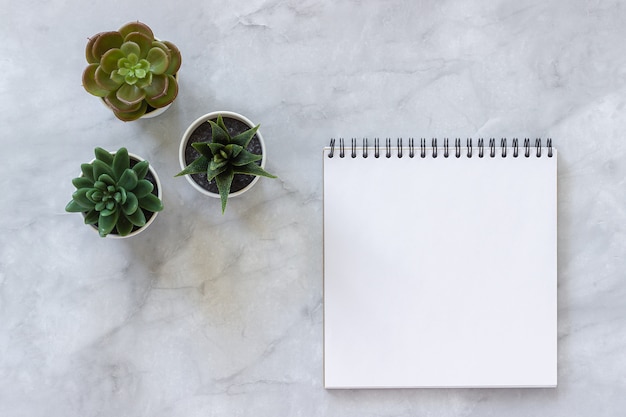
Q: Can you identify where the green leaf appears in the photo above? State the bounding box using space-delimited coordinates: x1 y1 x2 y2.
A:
119 21 154 40
94 147 114 164
99 48 125 74
112 148 129 180
116 83 146 106
86 189 102 201
92 159 114 179
94 65 122 91
231 148 262 166
122 192 139 215
230 124 259 148
175 155 209 176
135 71 153 89
65 199 86 212
233 163 277 178
125 207 146 227
124 32 153 58
111 101 148 121
85 34 100 64
162 41 182 74
110 70 125 85
93 181 106 191
97 173 115 186
104 90 142 112
206 164 227 182
208 119 229 145
191 142 214 159
81 163 95 181
84 209 99 224
72 176 93 189
132 160 149 180
209 159 227 171
146 47 169 74
82 64 109 97
142 73 168 100
207 142 226 156
215 170 234 214
100 206 117 216
118 168 138 190
118 187 127 204
92 31 124 61
98 210 119 237
71 188 96 209
116 213 133 236
214 114 226 133
120 41 141 58
138 193 163 212
133 180 153 198
227 144 243 159
144 74 177 108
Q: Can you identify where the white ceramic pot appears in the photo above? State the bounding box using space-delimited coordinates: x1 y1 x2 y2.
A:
178 111 267 198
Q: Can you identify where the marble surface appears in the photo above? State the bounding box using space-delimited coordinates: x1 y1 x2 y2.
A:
1 0 625 415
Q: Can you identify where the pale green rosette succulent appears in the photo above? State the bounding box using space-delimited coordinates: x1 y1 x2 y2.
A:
82 22 181 121
66 147 164 237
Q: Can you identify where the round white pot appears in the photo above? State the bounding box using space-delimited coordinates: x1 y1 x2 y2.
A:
178 111 267 198
84 152 163 239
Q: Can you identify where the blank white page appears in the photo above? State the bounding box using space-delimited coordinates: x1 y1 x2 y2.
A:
323 146 557 389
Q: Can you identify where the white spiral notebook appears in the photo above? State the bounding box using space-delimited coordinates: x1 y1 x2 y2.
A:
323 138 557 389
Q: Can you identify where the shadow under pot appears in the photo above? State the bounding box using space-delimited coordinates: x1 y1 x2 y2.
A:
178 111 267 198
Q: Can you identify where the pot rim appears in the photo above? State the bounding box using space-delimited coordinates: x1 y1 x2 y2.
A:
178 111 266 198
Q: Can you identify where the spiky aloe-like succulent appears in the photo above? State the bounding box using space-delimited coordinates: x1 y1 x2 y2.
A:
176 115 276 213
82 22 181 121
66 147 164 237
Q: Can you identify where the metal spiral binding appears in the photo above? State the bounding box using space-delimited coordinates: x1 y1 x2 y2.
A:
329 138 336 157
327 138 553 158
488 139 493 157
523 138 530 157
535 138 542 157
547 138 553 157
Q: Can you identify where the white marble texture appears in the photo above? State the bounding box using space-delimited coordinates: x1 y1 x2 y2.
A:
1 0 625 415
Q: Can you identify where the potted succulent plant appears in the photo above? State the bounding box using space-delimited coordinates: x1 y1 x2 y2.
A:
65 147 164 238
176 111 276 213
82 21 181 121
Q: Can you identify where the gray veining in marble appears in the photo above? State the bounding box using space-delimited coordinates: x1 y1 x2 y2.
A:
1 0 625 415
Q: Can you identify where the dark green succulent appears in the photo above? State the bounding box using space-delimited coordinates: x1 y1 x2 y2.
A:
66 147 164 237
82 22 181 121
176 115 276 213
